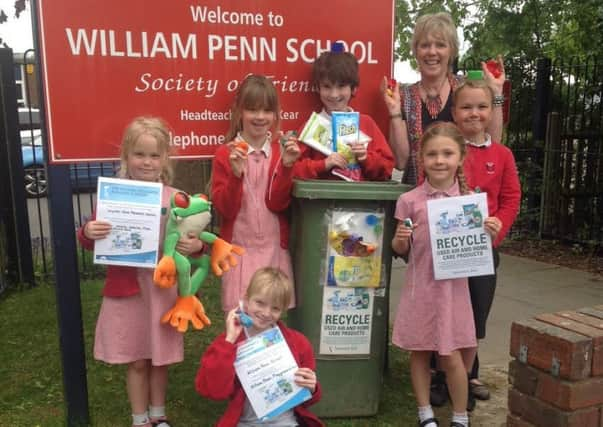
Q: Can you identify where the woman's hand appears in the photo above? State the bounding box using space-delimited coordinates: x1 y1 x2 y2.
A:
324 153 348 171
482 55 506 95
176 234 204 256
228 141 247 178
349 142 367 163
225 308 244 344
84 220 112 240
294 367 317 393
380 76 401 116
281 133 301 168
484 216 502 241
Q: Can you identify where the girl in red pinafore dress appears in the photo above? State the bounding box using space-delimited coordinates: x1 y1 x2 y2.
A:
77 117 204 427
211 75 301 313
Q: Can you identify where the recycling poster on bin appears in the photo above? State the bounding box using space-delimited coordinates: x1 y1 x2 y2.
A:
319 287 374 355
319 209 384 355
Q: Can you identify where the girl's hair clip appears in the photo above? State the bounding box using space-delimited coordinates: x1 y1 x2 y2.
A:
331 42 345 53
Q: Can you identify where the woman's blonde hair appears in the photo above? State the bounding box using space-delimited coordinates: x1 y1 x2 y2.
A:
245 267 292 311
225 75 280 142
419 122 469 194
118 116 173 184
411 12 459 70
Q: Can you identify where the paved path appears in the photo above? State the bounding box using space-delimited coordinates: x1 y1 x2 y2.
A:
388 253 603 425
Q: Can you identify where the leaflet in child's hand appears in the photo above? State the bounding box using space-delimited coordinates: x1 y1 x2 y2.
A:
331 111 360 150
234 326 311 421
299 111 372 182
298 111 372 156
298 111 333 156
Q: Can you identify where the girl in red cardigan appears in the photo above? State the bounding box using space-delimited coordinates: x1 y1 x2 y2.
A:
211 75 300 313
196 267 323 427
78 117 203 427
452 79 521 402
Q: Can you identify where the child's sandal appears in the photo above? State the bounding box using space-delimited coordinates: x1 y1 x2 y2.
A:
151 419 171 427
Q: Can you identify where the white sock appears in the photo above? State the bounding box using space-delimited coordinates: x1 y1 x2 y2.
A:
452 411 469 426
132 412 149 426
149 405 166 419
418 405 437 426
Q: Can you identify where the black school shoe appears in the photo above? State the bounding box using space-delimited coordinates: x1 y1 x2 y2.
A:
430 371 449 407
467 389 476 412
469 381 491 400
419 417 439 427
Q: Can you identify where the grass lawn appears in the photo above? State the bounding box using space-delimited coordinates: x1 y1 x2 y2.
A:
0 276 416 426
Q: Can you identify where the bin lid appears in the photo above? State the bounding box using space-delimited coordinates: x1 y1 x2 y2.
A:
292 179 410 201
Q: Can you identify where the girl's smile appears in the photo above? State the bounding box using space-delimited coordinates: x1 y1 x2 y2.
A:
126 133 164 182
245 292 283 333
452 87 493 143
421 135 463 190
241 108 275 147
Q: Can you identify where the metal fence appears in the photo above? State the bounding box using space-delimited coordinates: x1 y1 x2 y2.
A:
460 55 603 246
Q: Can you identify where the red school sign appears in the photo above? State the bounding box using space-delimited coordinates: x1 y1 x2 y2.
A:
36 0 394 163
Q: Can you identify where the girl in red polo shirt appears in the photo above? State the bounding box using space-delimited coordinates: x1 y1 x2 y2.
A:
77 117 202 427
452 79 521 402
211 75 301 313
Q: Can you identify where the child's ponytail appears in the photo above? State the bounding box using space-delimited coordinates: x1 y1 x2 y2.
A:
456 165 470 195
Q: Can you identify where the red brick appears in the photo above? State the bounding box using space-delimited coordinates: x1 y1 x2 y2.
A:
507 413 536 427
557 310 603 329
508 387 526 416
509 359 539 396
510 318 592 380
538 312 603 376
579 307 603 320
536 371 603 410
508 387 600 426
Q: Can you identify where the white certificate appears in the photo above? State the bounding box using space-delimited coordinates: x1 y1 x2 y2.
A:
427 193 494 280
319 287 374 355
93 177 163 268
234 326 311 422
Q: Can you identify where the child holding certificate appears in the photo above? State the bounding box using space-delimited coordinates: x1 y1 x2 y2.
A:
452 79 521 402
195 267 323 427
391 122 500 427
294 44 394 181
77 117 203 427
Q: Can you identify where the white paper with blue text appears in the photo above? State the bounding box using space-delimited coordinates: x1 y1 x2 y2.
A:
234 326 311 421
426 193 494 280
93 177 162 268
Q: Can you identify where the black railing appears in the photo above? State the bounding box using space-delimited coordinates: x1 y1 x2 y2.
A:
459 55 603 246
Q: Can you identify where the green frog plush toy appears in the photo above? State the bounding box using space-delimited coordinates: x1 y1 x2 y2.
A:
153 191 244 332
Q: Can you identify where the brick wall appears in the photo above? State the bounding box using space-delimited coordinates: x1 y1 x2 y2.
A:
507 305 603 427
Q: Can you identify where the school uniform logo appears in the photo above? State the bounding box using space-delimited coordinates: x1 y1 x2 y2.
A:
486 162 495 174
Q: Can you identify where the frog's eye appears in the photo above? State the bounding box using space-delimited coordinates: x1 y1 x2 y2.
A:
174 192 190 208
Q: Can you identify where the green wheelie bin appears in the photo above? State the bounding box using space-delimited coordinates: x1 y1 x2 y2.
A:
288 179 409 418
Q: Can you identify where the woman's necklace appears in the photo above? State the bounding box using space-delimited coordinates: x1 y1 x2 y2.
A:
420 77 448 119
